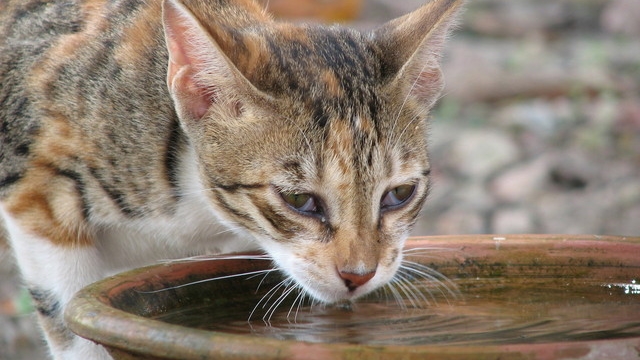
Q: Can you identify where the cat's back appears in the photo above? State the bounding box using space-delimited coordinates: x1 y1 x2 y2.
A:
0 0 86 191
0 0 162 196
0 0 270 200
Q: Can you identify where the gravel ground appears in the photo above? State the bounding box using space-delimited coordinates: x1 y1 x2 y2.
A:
1 0 638 358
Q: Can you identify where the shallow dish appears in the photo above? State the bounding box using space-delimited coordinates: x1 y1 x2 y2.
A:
66 234 640 359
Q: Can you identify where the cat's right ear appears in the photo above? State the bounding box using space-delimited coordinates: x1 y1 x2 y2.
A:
162 0 256 123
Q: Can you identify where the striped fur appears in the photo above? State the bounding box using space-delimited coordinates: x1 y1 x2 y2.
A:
0 0 462 358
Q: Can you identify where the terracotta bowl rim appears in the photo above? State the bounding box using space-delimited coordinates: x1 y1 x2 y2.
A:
65 234 640 359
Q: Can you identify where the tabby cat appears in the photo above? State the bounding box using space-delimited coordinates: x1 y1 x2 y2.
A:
0 0 461 358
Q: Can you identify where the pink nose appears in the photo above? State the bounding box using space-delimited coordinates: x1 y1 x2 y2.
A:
338 270 376 291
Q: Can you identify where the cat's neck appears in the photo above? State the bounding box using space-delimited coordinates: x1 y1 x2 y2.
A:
95 143 257 273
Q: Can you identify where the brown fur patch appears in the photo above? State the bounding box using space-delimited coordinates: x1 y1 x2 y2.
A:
6 172 93 247
5 111 95 247
356 116 374 134
321 69 342 97
235 34 270 80
332 227 379 273
326 119 354 173
116 2 161 65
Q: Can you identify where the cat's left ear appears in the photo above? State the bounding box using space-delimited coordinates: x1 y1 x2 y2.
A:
162 0 260 123
374 0 463 110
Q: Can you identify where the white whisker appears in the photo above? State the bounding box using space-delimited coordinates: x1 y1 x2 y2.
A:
402 246 459 255
160 253 272 263
400 260 460 301
287 289 306 323
137 268 278 294
384 280 408 310
391 276 420 308
263 282 299 323
395 270 432 306
248 277 290 321
252 266 278 293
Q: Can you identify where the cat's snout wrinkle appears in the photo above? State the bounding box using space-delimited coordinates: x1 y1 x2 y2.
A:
338 269 376 292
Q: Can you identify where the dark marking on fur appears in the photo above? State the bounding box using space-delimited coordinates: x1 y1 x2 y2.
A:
28 286 75 349
165 119 184 200
0 173 23 189
402 186 430 226
249 193 299 238
29 287 61 319
88 166 137 217
56 168 92 221
215 182 266 193
15 143 30 156
281 160 307 182
211 189 268 236
11 1 82 38
313 105 330 128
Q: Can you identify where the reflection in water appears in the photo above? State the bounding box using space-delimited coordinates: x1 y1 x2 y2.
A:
605 280 640 295
155 276 640 346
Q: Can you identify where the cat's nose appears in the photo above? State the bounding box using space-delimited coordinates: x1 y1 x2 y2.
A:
338 270 376 292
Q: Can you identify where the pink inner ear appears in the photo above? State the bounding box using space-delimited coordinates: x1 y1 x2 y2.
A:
163 0 252 122
184 72 218 120
164 0 222 120
410 65 442 103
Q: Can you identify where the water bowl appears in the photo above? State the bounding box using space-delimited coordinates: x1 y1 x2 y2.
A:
65 234 640 359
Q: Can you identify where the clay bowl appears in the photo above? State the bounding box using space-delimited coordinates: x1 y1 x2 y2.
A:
65 234 640 359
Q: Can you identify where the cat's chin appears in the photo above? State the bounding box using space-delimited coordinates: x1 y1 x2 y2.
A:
310 269 399 304
298 280 371 304
262 245 401 305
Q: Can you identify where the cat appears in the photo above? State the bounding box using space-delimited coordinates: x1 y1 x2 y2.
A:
0 0 462 358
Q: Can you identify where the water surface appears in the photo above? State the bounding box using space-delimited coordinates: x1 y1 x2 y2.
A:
153 276 640 346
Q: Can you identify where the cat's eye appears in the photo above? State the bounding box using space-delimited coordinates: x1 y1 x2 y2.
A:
281 192 319 214
381 184 416 210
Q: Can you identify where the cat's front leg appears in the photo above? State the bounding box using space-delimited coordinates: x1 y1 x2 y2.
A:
1 208 112 360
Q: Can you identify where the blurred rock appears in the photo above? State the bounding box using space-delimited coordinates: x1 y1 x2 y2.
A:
601 0 640 36
603 205 640 236
613 98 640 157
547 150 598 191
435 207 486 234
465 1 568 37
492 207 535 234
493 99 573 138
535 191 604 234
448 129 520 179
0 313 46 360
490 156 550 203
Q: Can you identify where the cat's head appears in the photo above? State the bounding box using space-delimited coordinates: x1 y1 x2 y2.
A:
162 0 462 303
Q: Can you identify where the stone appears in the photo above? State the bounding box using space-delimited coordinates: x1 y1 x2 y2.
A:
601 0 640 36
492 207 535 234
435 207 486 235
492 99 573 138
490 156 551 203
448 129 520 180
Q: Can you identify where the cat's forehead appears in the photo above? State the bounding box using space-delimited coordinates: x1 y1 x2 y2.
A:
266 25 379 81
247 25 384 118
232 24 429 182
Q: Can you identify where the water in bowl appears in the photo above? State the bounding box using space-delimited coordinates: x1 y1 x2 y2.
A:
152 275 640 346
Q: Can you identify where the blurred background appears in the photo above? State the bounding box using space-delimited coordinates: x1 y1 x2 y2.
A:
400 0 640 237
2 0 639 358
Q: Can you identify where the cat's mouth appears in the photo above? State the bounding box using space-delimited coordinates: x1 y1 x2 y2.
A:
282 259 397 305
256 240 405 307
240 247 458 323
